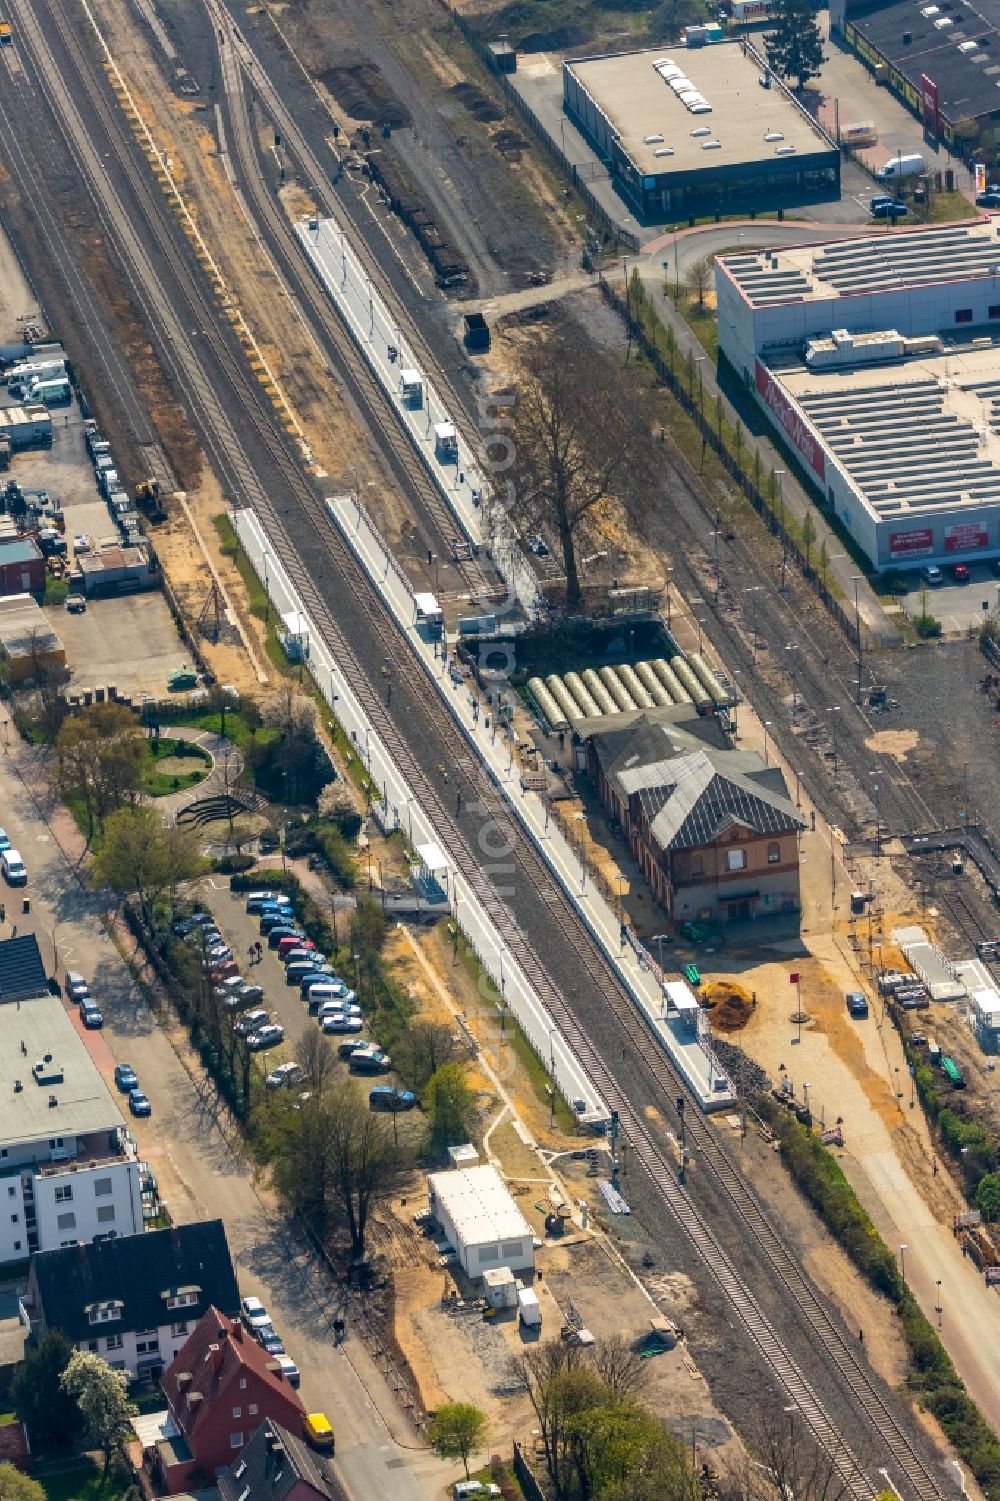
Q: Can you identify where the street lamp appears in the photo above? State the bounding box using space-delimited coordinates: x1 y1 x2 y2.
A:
803 1081 812 1115
935 1279 942 1328
763 720 772 767
784 642 799 709
899 1244 908 1281
851 574 864 705
825 705 841 779
774 469 787 588
652 933 670 974
262 549 271 624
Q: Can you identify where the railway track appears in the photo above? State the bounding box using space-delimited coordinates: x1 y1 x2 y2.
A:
4 3 951 1494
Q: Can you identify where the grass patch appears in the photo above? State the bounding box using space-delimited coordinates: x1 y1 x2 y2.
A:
924 189 976 223
43 576 69 606
176 708 277 756
142 736 212 797
40 1465 128 1501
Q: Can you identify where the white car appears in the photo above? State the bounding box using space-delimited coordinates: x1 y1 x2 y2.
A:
320 1013 364 1034
240 1296 270 1333
73 533 92 553
266 1061 307 1090
316 1000 362 1021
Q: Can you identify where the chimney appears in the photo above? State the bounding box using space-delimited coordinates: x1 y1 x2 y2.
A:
208 1342 223 1372
216 1324 229 1343
176 1372 192 1390
231 1321 243 1343
186 1392 203 1412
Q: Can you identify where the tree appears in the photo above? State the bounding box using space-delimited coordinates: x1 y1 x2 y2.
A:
395 1020 460 1094
497 324 653 612
11 1329 81 1450
818 537 830 587
424 1062 477 1153
92 805 206 925
318 779 359 819
568 1405 696 1501
0 1465 44 1501
977 1172 1000 1222
428 1402 487 1479
801 509 817 571
326 1080 409 1261
60 1351 134 1482
719 1400 853 1501
685 256 711 310
296 1027 339 1095
592 1333 648 1402
56 703 150 844
765 0 825 89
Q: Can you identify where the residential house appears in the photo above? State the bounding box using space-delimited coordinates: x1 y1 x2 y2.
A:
0 972 143 1264
27 1220 240 1381
219 1419 336 1501
157 1307 305 1493
585 706 805 924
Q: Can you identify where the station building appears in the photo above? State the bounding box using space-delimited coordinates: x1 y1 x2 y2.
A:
716 217 1000 572
562 41 840 220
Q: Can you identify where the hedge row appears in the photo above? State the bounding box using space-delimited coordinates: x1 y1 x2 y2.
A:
760 1101 1000 1500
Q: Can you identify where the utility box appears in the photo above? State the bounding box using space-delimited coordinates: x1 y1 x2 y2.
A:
434 422 458 460
483 1267 517 1309
400 368 424 408
517 1287 541 1328
463 312 490 351
487 40 517 73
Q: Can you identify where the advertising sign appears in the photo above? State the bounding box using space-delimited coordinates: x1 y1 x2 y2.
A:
754 361 826 480
889 528 934 558
945 521 989 553
920 73 940 135
975 163 987 196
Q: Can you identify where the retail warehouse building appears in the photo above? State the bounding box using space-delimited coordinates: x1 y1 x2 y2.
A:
716 218 1000 572
831 0 1000 145
562 42 840 219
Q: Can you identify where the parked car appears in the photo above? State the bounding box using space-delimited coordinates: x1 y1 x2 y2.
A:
267 926 303 949
260 912 298 935
172 911 211 937
338 1038 369 1060
224 985 264 1011
846 992 869 1019
921 564 944 586
114 1063 138 1093
80 999 104 1030
65 595 86 614
240 1295 271 1332
1 849 27 886
266 1062 307 1090
369 1086 416 1112
871 199 908 218
210 960 241 982
245 891 292 914
349 1047 391 1074
0 828 11 853
213 975 246 998
273 1354 300 1388
977 190 1000 208
307 981 357 1009
317 1000 362 1021
321 1013 364 1034
256 1323 285 1356
952 562 970 583
300 972 343 998
287 960 334 984
279 936 315 960
247 1023 285 1052
128 1089 152 1117
234 1009 270 1038
65 972 90 1002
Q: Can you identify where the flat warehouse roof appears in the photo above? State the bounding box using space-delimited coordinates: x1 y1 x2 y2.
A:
847 0 1000 121
777 340 1000 522
721 218 1000 307
428 1164 532 1248
565 44 830 177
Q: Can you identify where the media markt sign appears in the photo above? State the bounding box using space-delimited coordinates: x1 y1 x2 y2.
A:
754 361 826 480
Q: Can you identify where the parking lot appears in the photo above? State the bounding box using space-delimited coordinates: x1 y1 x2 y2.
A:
44 588 191 699
896 562 1000 633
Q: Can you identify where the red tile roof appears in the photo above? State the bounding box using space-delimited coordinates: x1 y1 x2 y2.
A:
161 1306 304 1446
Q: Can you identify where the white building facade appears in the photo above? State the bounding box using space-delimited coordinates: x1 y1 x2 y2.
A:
428 1164 534 1280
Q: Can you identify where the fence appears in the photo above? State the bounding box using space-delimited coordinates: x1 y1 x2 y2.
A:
448 8 640 252
512 1441 548 1501
598 276 870 653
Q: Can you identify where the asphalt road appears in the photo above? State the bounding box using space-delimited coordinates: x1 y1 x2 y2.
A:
0 732 452 1501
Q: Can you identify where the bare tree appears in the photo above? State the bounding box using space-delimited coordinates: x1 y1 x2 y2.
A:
719 1401 855 1501
296 1028 338 1095
497 324 653 611
685 256 712 310
326 1079 410 1263
592 1333 648 1401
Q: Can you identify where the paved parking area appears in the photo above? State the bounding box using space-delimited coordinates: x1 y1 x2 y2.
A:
43 589 192 699
897 564 1000 632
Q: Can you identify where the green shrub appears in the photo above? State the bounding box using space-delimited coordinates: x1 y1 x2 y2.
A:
215 854 255 874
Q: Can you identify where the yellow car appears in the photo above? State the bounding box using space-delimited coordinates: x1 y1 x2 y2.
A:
304 1412 334 1452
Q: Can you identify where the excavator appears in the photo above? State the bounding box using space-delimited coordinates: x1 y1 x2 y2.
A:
134 477 166 521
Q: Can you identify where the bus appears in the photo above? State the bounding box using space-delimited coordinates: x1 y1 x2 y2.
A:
941 1056 966 1089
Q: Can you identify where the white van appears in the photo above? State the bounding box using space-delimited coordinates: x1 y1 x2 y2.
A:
1 849 26 886
875 152 926 181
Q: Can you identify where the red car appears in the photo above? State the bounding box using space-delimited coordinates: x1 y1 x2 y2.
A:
952 563 970 583
210 959 240 982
